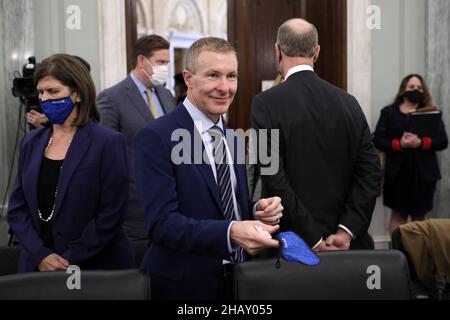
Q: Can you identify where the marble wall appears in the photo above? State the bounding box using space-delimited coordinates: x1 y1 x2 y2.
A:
427 0 450 218
0 0 34 243
347 0 372 126
97 0 127 91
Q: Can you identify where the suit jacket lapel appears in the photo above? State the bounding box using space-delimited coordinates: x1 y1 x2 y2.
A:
53 122 92 218
174 105 222 213
24 128 52 228
155 87 169 115
125 75 154 122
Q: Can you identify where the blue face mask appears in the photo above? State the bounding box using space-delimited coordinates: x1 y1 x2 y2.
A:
39 96 75 124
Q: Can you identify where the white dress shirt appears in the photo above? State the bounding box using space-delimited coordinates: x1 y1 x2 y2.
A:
285 64 314 80
130 72 165 118
183 98 242 254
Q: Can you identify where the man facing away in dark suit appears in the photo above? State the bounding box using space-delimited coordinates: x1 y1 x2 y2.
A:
251 19 381 251
97 35 177 241
134 37 283 300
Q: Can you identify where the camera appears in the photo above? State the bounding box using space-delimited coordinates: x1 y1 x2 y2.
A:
11 56 40 112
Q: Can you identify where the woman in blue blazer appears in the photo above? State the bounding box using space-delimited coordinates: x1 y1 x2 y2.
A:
8 54 135 272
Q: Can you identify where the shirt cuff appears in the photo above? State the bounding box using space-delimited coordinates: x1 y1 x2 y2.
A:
312 238 323 250
252 201 259 219
227 221 238 253
338 224 356 239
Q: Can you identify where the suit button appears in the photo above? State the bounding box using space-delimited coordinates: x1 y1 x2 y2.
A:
55 232 63 239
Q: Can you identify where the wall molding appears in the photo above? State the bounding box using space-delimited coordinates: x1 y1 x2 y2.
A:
347 0 372 126
97 0 127 91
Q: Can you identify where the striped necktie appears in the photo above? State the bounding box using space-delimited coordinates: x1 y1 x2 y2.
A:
145 88 158 119
208 126 245 263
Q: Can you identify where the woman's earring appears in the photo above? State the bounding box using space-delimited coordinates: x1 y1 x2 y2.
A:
75 98 81 103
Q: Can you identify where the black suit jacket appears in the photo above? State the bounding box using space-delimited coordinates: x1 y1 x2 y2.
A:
251 70 381 248
374 104 448 183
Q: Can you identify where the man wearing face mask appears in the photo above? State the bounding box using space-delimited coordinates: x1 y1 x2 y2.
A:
97 35 177 243
251 19 381 251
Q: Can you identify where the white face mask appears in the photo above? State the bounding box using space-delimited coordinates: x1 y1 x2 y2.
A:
143 58 169 87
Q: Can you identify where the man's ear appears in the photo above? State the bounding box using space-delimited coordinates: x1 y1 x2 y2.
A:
182 69 192 88
275 43 281 59
313 45 321 63
136 55 146 68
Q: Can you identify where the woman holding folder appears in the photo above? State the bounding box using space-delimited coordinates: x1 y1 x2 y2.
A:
374 74 448 233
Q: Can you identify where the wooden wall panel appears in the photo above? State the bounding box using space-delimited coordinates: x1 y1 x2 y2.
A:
227 0 346 130
125 0 137 73
123 0 347 130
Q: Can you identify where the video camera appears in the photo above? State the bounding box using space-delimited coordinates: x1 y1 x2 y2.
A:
11 56 40 112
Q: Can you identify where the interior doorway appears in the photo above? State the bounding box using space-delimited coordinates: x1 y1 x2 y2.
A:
227 0 347 130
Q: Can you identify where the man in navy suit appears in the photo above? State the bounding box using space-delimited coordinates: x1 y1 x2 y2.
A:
98 35 177 241
134 37 283 300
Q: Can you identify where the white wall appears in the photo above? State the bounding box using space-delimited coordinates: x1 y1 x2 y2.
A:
33 0 101 90
347 0 427 248
371 0 426 128
367 0 426 247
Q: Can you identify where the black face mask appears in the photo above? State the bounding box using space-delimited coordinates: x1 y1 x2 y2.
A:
403 89 425 105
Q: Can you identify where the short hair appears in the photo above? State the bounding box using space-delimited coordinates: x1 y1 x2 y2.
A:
394 74 433 108
277 20 319 58
185 37 237 73
34 54 100 126
132 34 170 69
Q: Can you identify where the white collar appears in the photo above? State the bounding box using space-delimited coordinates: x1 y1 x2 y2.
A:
285 64 314 80
183 97 224 135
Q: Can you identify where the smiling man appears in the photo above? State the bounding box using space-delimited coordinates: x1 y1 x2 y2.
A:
134 37 283 300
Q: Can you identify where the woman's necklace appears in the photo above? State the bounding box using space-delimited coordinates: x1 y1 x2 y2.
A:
38 133 74 222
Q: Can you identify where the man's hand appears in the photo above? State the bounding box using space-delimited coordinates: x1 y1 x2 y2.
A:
38 253 70 271
255 197 283 226
230 221 280 255
324 229 352 251
26 110 48 129
314 240 340 252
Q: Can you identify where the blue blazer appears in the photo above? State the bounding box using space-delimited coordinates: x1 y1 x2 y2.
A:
134 104 252 300
8 121 135 272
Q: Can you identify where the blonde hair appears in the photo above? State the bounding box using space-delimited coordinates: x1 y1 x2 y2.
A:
185 37 237 73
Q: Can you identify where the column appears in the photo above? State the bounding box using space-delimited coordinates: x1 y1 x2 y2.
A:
427 0 450 218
